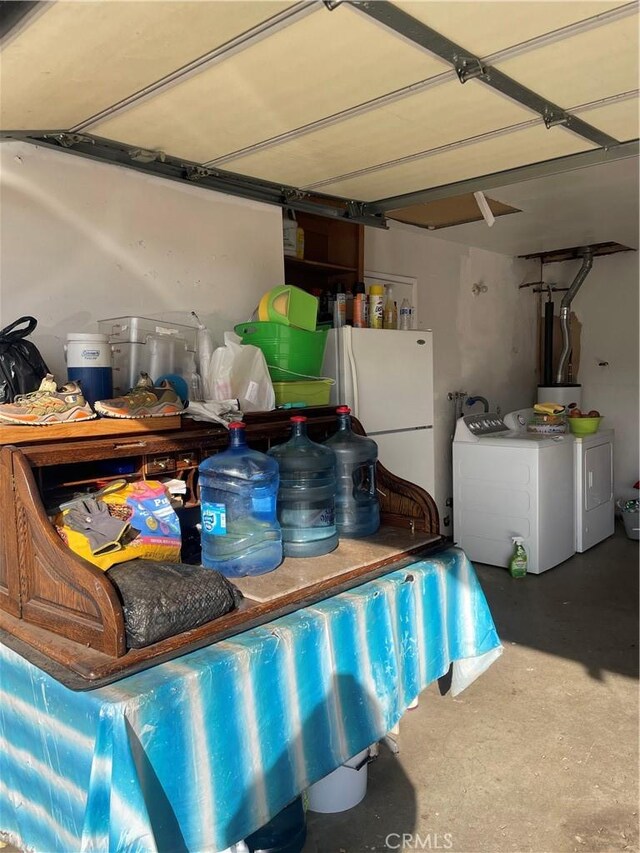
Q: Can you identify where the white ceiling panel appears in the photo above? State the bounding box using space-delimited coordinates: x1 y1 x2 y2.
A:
495 15 639 107
574 97 640 142
0 1 294 130
318 126 595 202
394 1 626 58
221 80 535 187
89 5 448 164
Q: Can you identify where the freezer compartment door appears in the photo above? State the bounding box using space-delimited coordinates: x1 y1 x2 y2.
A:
374 428 435 500
344 328 433 432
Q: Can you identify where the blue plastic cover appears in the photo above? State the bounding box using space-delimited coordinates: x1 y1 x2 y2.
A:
0 547 501 852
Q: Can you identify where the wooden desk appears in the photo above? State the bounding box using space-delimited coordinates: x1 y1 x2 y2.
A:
0 409 444 689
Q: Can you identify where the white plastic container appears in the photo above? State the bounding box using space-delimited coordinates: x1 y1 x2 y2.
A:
98 316 196 395
622 510 639 540
307 748 369 813
65 333 112 405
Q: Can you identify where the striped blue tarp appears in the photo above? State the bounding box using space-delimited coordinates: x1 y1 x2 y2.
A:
0 547 501 853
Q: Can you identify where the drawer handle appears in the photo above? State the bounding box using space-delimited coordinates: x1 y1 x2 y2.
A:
113 441 147 449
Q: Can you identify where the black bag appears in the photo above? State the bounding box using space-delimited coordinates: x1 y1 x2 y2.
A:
0 317 50 404
107 559 243 649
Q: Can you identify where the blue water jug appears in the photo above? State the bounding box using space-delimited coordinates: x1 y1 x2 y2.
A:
199 422 282 577
268 416 339 558
324 406 380 538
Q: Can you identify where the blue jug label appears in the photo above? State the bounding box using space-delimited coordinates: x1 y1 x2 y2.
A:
252 493 276 515
202 502 227 536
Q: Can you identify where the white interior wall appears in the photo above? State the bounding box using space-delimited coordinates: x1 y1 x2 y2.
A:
365 221 539 530
0 141 284 375
545 253 639 498
1 142 543 533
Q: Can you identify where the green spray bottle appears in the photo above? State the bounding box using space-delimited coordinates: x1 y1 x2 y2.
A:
509 537 528 578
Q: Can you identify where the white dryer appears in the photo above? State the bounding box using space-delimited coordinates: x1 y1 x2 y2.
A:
453 411 575 573
574 429 615 552
505 409 615 553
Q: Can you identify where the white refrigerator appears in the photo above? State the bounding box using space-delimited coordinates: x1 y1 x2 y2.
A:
322 327 434 497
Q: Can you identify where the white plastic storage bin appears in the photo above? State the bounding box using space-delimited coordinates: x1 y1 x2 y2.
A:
98 316 197 395
307 748 370 813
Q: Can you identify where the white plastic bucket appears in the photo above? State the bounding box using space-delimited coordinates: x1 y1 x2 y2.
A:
307 748 369 813
65 333 113 405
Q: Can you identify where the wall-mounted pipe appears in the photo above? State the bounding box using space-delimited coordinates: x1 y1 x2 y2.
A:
555 248 593 384
543 298 554 387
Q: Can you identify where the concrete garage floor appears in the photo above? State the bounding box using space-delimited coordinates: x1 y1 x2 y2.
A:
304 525 639 853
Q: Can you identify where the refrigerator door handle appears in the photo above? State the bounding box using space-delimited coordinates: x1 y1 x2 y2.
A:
345 326 359 417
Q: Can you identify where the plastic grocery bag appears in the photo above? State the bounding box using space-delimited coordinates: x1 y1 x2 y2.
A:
54 480 181 571
0 316 50 404
206 331 275 412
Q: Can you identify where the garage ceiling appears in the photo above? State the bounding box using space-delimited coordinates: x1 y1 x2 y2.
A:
1 0 638 229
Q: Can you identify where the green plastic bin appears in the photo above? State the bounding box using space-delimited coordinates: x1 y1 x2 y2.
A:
235 322 328 382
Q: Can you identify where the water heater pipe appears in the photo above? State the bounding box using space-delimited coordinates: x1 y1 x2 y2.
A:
555 249 593 384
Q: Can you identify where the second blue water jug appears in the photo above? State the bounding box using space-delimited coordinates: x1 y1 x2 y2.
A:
268 416 339 558
199 422 282 577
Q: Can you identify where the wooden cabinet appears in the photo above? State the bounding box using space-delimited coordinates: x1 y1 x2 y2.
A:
284 211 364 297
0 408 443 689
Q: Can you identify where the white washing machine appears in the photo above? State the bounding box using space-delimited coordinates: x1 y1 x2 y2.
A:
453 411 575 573
574 429 615 551
506 410 615 553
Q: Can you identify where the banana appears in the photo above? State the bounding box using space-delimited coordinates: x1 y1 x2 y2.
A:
534 402 566 416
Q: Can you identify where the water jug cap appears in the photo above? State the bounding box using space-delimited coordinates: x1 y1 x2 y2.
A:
336 406 351 414
290 415 307 423
229 422 246 430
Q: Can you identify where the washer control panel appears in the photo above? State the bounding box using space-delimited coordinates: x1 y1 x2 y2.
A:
462 412 508 435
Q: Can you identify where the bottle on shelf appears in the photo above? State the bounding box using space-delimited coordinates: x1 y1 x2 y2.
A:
383 287 397 329
283 209 304 259
317 289 329 324
199 422 282 577
399 298 412 331
353 281 368 328
333 281 346 328
268 416 339 557
368 284 385 329
324 406 380 538
345 285 354 326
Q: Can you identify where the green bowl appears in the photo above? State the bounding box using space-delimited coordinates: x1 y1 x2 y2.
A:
568 416 602 436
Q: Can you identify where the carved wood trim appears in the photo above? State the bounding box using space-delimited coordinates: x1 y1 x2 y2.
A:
8 449 126 656
0 448 21 616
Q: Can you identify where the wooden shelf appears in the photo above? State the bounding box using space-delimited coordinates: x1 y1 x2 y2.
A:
284 257 358 274
283 211 364 294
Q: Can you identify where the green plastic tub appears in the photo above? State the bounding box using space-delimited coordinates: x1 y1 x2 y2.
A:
235 322 328 382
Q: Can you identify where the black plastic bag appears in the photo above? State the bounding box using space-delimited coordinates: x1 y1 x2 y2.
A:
107 559 243 649
0 317 50 404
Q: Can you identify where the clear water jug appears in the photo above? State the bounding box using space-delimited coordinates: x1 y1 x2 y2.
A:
324 406 380 538
268 416 339 557
199 422 282 577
